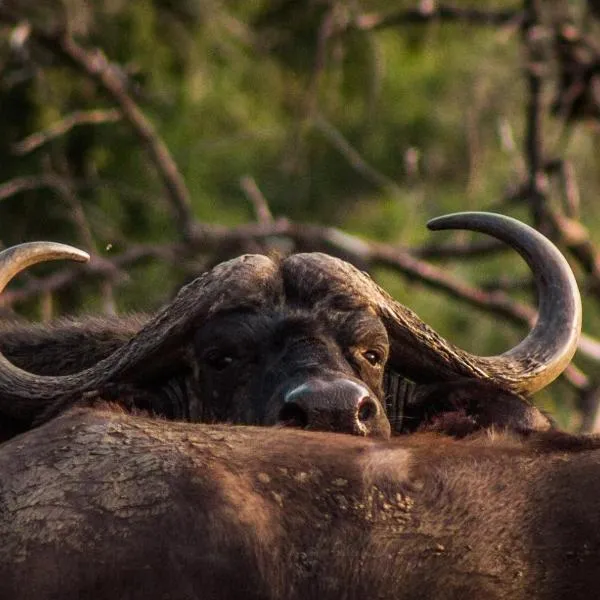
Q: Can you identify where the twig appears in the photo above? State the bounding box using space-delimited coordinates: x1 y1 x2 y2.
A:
0 174 65 200
4 214 593 394
564 363 589 392
12 109 121 155
0 218 536 326
543 207 600 302
305 8 336 117
240 176 273 224
558 160 580 219
49 156 119 315
313 114 402 193
0 9 197 241
579 334 600 362
0 4 591 400
354 5 522 31
480 276 534 293
522 0 549 230
46 32 197 242
578 381 600 432
414 238 508 261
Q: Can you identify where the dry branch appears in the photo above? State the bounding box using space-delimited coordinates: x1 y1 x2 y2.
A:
354 5 522 32
0 7 197 242
33 31 198 243
240 176 273 224
58 35 197 241
2 214 591 392
12 109 121 155
522 0 548 230
414 238 508 261
313 114 402 193
546 208 600 300
0 174 65 201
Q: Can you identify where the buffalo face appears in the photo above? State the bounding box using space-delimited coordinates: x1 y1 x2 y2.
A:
192 307 391 438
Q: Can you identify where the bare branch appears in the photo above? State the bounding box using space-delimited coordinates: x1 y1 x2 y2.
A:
38 31 198 242
0 9 197 241
564 363 589 392
354 4 523 32
12 109 121 155
544 207 600 302
579 334 600 361
305 8 336 117
414 238 508 261
313 114 401 193
240 176 273 224
0 217 536 326
522 0 549 230
558 160 581 219
578 381 600 432
480 276 534 293
0 174 64 201
0 207 591 391
0 3 591 403
48 156 119 315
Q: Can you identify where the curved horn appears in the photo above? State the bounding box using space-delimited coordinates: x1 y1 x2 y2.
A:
0 242 90 290
425 211 581 394
0 245 281 421
283 212 581 396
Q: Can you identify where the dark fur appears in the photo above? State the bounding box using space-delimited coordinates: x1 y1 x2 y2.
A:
402 380 553 437
1 406 599 600
0 306 392 439
0 312 552 442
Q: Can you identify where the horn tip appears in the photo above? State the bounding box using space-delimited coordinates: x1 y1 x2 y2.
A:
75 250 91 263
427 211 471 231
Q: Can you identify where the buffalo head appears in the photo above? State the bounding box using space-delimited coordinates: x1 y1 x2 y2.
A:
0 212 581 438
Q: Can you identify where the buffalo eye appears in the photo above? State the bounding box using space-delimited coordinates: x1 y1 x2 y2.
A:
204 350 235 371
363 350 382 367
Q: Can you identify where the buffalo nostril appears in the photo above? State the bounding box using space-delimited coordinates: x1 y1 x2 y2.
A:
357 398 378 424
278 403 309 429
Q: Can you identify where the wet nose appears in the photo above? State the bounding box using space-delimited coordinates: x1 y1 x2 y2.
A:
279 379 390 438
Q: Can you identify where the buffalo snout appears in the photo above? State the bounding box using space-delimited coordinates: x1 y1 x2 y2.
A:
279 378 390 438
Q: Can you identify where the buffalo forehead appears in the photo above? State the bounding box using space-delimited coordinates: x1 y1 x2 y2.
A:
202 254 284 315
282 253 375 313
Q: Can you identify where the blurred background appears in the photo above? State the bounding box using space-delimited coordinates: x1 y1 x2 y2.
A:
0 0 599 429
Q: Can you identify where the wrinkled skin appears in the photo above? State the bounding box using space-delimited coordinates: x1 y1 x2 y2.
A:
1 406 600 600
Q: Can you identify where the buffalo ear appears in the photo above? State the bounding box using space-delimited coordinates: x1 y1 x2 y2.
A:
402 379 554 437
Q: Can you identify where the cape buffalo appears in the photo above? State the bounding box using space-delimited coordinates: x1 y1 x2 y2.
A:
0 212 581 440
0 405 598 600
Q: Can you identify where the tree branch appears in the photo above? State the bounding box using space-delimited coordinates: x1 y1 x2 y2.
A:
240 176 273 224
354 4 523 32
522 0 549 230
313 114 402 193
0 174 65 201
39 30 198 242
12 109 121 155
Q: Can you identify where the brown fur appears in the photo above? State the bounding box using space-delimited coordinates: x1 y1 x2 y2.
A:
0 315 147 375
1 407 599 600
0 315 552 444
